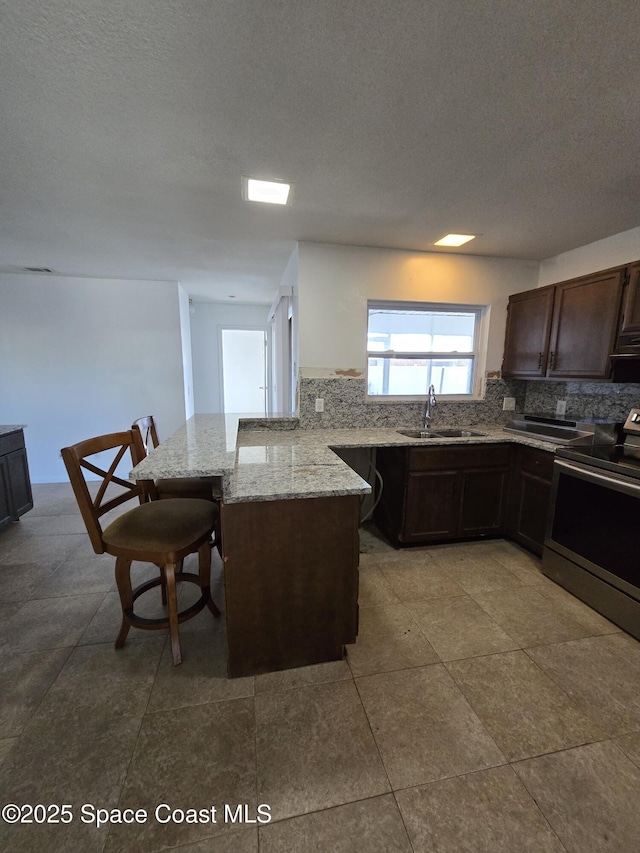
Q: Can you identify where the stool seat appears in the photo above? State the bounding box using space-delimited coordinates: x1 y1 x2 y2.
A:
103 498 217 556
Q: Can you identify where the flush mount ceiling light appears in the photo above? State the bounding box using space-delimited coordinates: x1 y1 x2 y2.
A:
241 175 294 205
434 233 477 247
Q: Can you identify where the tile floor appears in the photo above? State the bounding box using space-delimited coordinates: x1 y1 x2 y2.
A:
0 483 639 852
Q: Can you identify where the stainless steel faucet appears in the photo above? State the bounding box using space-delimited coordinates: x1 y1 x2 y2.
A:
423 384 437 428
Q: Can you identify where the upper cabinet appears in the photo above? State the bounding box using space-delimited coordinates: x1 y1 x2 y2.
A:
620 261 640 335
503 267 625 380
502 286 555 378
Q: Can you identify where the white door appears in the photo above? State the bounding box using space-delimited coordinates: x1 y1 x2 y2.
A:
220 328 269 414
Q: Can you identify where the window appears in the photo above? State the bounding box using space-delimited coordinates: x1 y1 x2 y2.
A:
367 301 485 398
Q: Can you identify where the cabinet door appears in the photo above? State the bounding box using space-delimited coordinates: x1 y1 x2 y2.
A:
404 470 458 542
502 286 555 378
507 447 554 556
620 262 640 334
547 269 624 379
459 467 509 536
0 457 13 530
6 448 33 518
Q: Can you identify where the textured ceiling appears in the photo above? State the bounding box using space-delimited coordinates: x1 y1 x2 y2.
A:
1 0 640 304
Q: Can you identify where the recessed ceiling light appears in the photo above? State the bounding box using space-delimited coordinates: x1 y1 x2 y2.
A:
434 234 477 247
241 175 293 205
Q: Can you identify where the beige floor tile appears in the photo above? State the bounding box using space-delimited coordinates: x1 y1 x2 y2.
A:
34 639 164 725
255 659 351 694
105 697 257 851
614 732 640 769
430 551 526 594
0 532 86 565
534 575 622 635
172 827 258 852
346 603 439 677
380 558 466 601
0 712 142 853
0 560 60 602
407 595 519 661
486 540 545 585
472 586 594 646
0 593 106 653
396 765 565 852
514 741 640 853
256 680 389 821
19 512 88 536
148 627 254 710
32 554 116 598
259 794 412 852
0 737 17 767
356 665 505 789
0 646 71 737
527 633 640 736
357 563 401 607
447 649 604 760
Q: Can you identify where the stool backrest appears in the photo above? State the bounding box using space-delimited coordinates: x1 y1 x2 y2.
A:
61 430 148 554
131 415 160 457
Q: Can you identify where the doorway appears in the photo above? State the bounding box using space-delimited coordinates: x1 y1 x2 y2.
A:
220 327 270 414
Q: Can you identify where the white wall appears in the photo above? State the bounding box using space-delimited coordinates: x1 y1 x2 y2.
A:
0 274 187 482
190 301 270 413
297 243 540 374
538 225 640 286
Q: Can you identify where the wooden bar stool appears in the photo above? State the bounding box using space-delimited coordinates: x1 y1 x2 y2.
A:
61 429 221 665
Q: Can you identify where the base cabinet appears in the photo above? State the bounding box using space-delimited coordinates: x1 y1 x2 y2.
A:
0 430 33 532
507 446 554 556
375 445 510 546
221 494 360 677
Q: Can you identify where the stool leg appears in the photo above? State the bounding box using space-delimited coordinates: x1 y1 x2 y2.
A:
164 562 182 665
198 541 220 616
159 565 167 606
114 556 133 649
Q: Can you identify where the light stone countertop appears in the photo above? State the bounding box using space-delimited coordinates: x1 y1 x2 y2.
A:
0 425 26 437
130 414 559 504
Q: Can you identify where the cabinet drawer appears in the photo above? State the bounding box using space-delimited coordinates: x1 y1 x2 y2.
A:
0 430 25 456
518 446 554 481
409 444 510 472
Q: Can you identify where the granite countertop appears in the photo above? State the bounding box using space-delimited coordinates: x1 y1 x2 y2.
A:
0 425 26 437
130 414 559 504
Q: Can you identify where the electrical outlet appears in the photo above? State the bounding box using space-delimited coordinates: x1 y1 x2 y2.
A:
556 399 567 416
315 398 324 413
502 396 516 411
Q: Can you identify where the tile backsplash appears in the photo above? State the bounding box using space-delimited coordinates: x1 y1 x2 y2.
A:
298 374 640 429
298 376 527 429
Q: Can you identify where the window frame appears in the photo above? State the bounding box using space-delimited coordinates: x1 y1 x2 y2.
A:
366 299 487 401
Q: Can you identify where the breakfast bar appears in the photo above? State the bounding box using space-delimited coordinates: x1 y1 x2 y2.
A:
130 414 558 676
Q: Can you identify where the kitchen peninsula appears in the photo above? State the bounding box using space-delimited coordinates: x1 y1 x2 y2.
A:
130 415 556 676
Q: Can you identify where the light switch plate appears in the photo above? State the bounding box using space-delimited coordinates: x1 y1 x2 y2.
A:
556 399 567 415
502 397 516 411
315 398 324 413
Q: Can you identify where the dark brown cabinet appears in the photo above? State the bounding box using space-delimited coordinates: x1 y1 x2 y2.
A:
507 446 554 556
0 429 33 531
620 261 640 334
502 286 555 378
502 268 625 380
374 444 511 546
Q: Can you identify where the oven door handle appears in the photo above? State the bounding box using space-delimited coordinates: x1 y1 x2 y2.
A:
554 457 640 496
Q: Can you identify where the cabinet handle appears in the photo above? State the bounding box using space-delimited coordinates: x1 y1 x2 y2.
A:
537 352 543 369
549 351 555 370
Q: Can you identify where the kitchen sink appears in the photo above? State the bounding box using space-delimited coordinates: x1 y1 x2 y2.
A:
396 428 486 439
434 429 487 437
